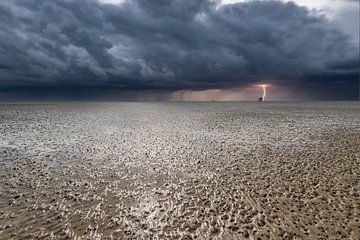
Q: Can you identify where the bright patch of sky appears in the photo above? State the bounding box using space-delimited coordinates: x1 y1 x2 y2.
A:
98 0 124 4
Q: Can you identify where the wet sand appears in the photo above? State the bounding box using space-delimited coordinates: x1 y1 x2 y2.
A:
0 102 359 239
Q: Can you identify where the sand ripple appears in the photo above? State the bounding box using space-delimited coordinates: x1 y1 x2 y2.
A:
0 102 359 239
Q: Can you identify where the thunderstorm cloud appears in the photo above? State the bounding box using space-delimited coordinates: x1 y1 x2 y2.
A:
0 0 358 99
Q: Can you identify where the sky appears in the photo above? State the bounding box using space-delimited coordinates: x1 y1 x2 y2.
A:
0 0 358 101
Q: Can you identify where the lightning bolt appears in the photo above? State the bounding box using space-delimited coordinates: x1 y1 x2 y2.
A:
262 84 267 101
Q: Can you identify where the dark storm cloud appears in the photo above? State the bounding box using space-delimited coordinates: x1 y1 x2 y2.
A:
0 0 358 94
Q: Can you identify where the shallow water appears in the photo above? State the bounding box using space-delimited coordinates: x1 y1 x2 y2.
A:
0 102 359 239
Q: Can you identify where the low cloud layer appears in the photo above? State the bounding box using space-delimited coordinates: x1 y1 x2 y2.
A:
0 0 358 99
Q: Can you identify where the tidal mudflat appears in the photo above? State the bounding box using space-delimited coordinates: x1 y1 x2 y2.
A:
0 102 359 239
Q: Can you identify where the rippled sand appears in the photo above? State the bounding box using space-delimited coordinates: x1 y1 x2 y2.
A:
0 102 359 239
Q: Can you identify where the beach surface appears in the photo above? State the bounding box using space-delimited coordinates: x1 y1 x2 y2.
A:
0 102 359 239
